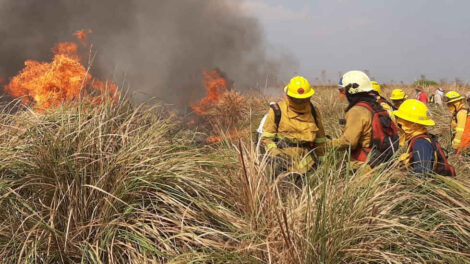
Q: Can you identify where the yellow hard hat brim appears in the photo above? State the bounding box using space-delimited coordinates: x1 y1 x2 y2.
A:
284 86 315 99
446 96 464 104
393 111 436 126
390 96 405 100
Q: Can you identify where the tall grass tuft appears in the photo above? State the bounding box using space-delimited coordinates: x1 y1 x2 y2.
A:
1 83 470 263
0 98 252 263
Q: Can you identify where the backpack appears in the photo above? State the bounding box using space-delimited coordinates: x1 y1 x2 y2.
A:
352 101 400 168
409 134 456 177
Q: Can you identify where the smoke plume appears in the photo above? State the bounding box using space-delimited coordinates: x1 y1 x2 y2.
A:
0 0 297 104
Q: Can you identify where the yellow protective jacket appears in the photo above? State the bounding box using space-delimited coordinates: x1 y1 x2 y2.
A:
378 100 396 124
378 99 408 146
331 105 372 152
451 101 468 150
261 100 326 173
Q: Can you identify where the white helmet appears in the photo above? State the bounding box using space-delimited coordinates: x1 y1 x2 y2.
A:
339 70 373 95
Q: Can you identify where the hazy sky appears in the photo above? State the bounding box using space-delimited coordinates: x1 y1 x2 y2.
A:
242 0 470 83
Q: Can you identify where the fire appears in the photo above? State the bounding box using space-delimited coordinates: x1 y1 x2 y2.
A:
191 70 228 114
191 69 246 144
206 129 247 143
73 29 93 46
4 30 118 110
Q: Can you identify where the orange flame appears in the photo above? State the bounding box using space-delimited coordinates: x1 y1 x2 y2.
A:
73 29 93 46
191 70 243 144
191 70 228 114
206 129 245 143
4 30 118 110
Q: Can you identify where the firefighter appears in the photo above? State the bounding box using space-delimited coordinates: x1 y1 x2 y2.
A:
390 89 408 109
433 87 445 106
445 91 470 154
389 88 409 146
260 76 326 174
416 86 429 104
330 71 398 169
396 99 455 176
371 81 396 119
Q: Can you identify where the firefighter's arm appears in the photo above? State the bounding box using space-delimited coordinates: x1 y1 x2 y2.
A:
313 107 326 161
452 110 467 150
260 109 278 153
330 108 365 150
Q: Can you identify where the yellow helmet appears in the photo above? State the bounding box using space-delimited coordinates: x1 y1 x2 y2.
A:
340 71 373 94
284 76 314 99
390 89 408 100
371 81 382 96
444 91 464 104
393 99 435 126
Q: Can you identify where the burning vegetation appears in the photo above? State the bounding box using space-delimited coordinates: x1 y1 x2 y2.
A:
191 69 230 115
3 30 118 110
191 69 251 143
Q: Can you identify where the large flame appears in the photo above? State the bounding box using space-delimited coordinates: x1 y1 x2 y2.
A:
191 70 246 143
4 30 117 109
191 70 228 115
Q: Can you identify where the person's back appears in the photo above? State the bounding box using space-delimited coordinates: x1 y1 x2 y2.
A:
331 71 398 169
395 99 455 176
434 88 444 106
416 88 429 104
406 136 434 174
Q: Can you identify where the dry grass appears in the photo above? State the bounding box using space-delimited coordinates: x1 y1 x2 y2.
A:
211 84 470 263
0 84 469 263
0 98 252 263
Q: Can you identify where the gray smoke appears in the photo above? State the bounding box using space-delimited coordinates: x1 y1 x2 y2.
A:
0 0 297 104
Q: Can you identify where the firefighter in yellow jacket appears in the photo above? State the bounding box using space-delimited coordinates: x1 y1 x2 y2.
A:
330 71 399 171
371 81 396 121
395 99 456 176
330 71 375 169
390 89 408 109
260 76 326 174
445 91 470 154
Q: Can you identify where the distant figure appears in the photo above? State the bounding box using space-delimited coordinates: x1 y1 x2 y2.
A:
445 91 470 154
434 87 445 106
415 86 428 104
389 88 409 146
390 89 408 109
